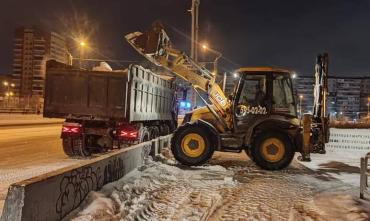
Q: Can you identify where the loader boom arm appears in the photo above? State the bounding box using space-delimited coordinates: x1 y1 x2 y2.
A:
302 53 330 160
125 22 231 128
313 53 329 120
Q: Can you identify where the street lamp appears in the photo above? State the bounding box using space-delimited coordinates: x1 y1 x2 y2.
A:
5 91 13 107
299 95 304 117
292 72 297 79
201 43 225 90
78 40 87 68
3 81 15 107
201 43 222 75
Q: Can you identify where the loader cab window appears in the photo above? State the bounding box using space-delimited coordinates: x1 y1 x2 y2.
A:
272 73 296 116
238 74 267 107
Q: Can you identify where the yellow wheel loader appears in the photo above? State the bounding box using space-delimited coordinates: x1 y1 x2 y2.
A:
125 22 329 170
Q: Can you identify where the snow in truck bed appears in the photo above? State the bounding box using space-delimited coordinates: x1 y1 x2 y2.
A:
65 147 370 221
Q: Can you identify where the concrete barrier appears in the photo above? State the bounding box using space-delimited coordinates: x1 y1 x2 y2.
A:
0 135 172 221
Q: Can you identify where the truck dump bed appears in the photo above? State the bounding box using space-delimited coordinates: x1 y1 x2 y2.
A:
44 61 176 122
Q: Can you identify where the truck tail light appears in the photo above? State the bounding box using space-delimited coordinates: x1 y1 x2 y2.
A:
62 123 82 134
118 130 138 139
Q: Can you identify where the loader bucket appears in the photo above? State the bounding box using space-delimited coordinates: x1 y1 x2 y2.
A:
125 21 170 56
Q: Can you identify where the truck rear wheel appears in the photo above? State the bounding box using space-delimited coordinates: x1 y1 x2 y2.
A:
251 131 294 170
62 137 75 157
140 127 150 142
149 126 160 139
171 125 214 166
62 137 91 157
159 124 170 136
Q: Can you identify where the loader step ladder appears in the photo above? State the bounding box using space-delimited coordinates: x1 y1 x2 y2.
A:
360 152 370 199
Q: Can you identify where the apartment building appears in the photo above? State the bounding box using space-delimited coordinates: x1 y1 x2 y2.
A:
295 76 370 119
12 27 70 97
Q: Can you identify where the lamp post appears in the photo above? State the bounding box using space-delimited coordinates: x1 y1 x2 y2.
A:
190 0 200 62
299 95 304 117
79 41 86 68
3 81 15 107
189 0 200 108
5 92 14 107
201 44 222 75
201 44 225 91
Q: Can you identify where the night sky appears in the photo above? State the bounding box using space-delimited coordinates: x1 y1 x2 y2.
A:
1 0 370 76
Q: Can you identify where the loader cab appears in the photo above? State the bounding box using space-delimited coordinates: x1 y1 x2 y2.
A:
232 67 297 129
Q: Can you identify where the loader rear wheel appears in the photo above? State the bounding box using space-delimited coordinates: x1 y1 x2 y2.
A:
251 131 294 170
171 125 214 166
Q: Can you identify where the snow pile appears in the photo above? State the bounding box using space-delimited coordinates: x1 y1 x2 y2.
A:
65 149 370 220
92 62 113 72
65 161 236 221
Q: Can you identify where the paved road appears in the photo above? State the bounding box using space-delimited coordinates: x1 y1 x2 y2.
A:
0 123 80 214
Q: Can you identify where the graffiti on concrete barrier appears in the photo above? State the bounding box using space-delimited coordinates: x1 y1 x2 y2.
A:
54 140 168 219
56 166 102 218
103 157 125 184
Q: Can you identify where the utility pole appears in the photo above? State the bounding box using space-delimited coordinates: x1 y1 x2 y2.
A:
190 0 200 108
367 97 370 117
222 72 227 92
190 0 200 62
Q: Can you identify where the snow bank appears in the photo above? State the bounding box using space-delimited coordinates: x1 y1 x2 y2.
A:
65 161 235 221
65 128 370 220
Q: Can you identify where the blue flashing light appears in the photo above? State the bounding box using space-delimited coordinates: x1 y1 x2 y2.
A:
179 101 192 109
180 101 186 108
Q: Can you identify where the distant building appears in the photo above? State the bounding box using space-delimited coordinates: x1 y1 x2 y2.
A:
360 78 370 116
12 27 70 97
295 76 370 120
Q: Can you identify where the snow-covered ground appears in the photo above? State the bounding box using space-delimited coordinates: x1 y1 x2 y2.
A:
301 148 366 187
66 147 370 221
0 114 63 126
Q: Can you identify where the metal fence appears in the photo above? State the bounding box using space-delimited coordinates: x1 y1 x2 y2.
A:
360 152 370 199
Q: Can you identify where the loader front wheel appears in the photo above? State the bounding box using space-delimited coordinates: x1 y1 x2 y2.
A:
251 131 294 170
171 125 214 166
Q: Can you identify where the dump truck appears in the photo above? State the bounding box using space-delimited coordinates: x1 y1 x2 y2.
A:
43 60 177 157
125 22 329 170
